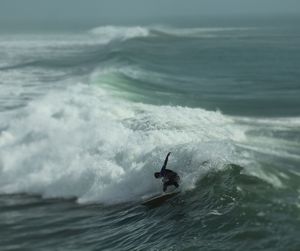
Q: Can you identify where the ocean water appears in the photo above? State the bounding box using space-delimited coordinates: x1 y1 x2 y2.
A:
0 17 300 250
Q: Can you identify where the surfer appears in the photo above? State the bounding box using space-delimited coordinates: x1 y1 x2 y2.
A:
154 152 180 192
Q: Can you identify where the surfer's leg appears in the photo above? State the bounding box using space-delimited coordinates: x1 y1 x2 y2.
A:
163 181 172 192
163 183 167 192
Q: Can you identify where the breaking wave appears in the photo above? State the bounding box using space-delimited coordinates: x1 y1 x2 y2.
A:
0 81 243 204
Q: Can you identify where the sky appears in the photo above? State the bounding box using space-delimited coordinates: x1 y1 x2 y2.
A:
0 0 299 28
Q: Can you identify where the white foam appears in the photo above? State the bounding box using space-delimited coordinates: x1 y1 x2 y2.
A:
234 116 300 129
0 83 241 204
89 26 150 42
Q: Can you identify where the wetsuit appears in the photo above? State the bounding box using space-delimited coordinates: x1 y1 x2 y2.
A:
157 153 180 192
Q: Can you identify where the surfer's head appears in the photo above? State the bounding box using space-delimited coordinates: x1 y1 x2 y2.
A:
154 172 161 178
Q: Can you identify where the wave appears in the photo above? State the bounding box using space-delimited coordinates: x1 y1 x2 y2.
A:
0 82 243 204
0 75 297 204
0 25 254 71
89 25 150 42
88 25 254 43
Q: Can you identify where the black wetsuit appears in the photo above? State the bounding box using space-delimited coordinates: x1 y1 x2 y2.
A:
159 153 180 192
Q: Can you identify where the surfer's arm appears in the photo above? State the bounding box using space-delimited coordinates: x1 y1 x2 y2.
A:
161 152 171 172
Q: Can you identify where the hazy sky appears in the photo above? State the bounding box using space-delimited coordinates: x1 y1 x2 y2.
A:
0 0 299 25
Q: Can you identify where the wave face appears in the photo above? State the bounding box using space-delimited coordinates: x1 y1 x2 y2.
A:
0 23 300 250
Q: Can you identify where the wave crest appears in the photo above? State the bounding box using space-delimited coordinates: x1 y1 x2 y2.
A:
89 25 150 43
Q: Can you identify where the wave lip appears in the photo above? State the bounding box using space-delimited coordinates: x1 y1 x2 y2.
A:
150 25 254 38
89 25 150 42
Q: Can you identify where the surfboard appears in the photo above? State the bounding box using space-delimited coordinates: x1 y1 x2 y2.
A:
142 191 180 208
